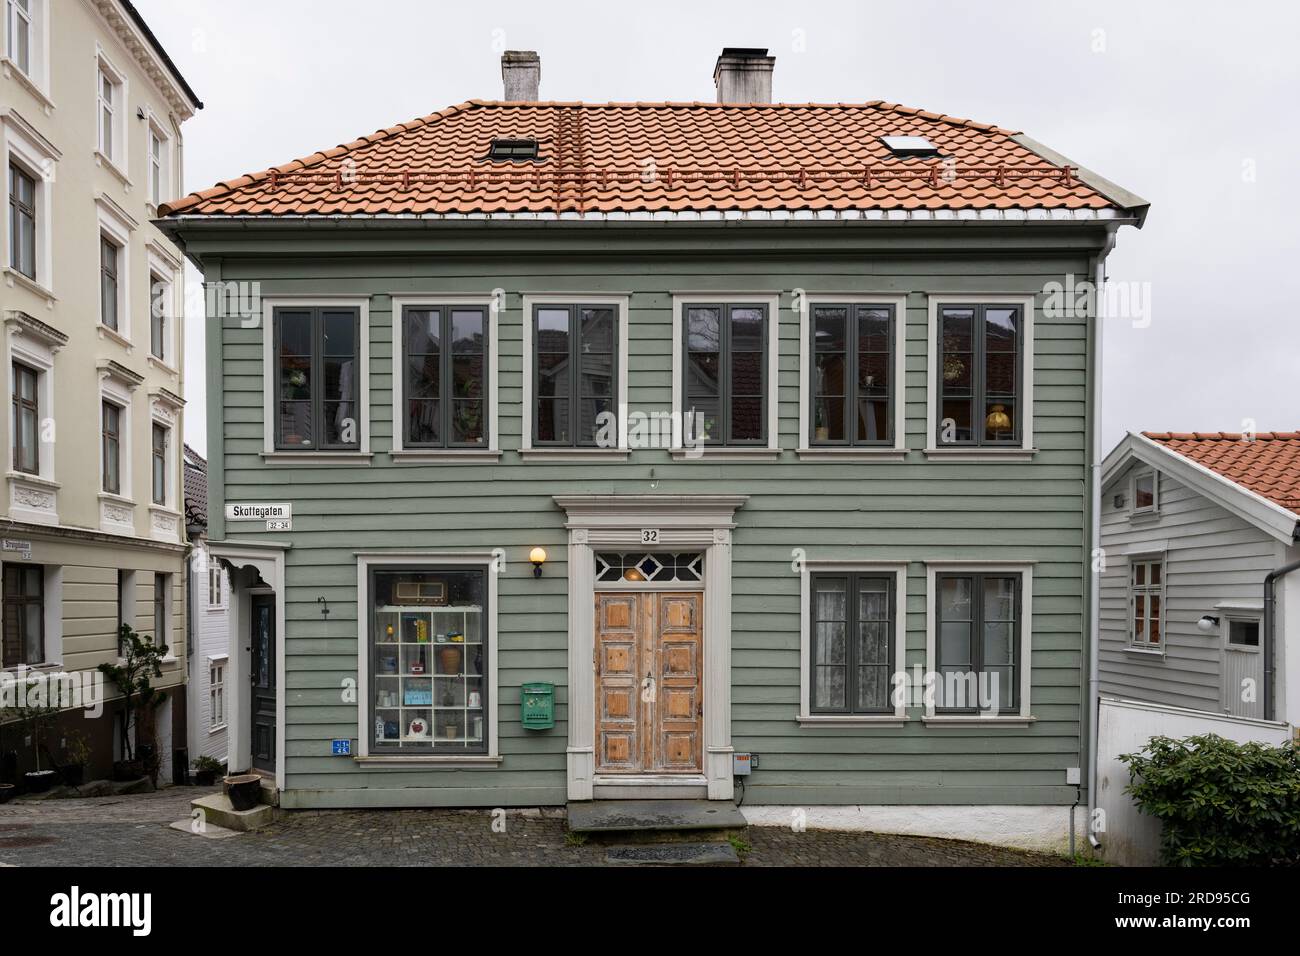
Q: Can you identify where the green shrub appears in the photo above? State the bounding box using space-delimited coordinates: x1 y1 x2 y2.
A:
1120 733 1300 866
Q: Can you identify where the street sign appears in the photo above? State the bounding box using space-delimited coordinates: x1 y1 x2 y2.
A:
225 503 292 523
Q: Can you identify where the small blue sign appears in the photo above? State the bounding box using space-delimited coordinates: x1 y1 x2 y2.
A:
331 738 352 756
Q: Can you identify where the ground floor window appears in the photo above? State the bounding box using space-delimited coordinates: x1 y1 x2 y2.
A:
210 658 226 730
810 572 895 714
370 568 487 753
935 571 1021 713
1 562 43 666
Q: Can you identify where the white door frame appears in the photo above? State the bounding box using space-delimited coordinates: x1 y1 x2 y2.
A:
554 494 747 801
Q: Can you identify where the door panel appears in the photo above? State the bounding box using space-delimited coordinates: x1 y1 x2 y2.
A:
594 591 702 776
250 594 277 773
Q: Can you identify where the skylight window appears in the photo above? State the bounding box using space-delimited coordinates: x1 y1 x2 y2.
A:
880 135 941 158
488 138 539 161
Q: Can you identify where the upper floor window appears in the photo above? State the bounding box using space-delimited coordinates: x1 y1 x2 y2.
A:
1 562 43 667
148 126 166 205
936 304 1023 447
934 571 1023 714
150 271 169 362
151 422 168 505
101 399 121 495
97 66 118 160
99 235 120 331
208 563 223 608
1131 467 1158 514
8 161 35 279
153 572 171 648
12 361 38 474
682 302 768 445
402 305 487 448
5 0 30 75
274 306 360 450
532 304 617 447
1130 558 1163 649
810 304 895 446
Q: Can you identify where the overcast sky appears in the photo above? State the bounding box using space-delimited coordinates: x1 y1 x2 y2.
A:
137 0 1299 456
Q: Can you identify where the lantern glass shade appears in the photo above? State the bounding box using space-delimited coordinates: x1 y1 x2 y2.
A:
529 547 547 566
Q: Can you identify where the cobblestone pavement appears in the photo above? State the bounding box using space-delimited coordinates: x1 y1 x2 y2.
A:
0 788 1068 867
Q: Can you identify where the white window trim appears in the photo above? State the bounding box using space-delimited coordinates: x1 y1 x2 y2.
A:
2 0 51 106
353 551 501 765
209 656 227 731
923 560 1035 724
798 560 908 725
797 294 907 460
519 293 630 460
1127 551 1166 652
1130 466 1159 516
388 294 501 462
5 312 61 485
152 572 173 652
148 391 182 518
924 294 1036 460
207 561 225 609
94 46 128 177
260 295 372 464
95 195 136 344
144 109 171 210
146 244 179 372
2 109 58 295
669 292 781 461
98 365 137 534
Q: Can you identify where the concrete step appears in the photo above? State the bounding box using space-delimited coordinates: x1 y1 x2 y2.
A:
567 799 748 844
606 841 741 866
191 793 275 832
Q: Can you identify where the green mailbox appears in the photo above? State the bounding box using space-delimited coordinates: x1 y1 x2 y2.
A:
520 682 555 730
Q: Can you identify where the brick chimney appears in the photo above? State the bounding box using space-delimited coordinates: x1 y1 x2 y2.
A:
713 47 775 103
501 50 541 101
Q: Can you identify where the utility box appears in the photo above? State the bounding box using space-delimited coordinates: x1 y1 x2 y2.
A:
733 752 753 776
520 682 555 730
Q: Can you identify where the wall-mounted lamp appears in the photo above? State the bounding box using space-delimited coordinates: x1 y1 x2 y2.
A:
1112 493 1126 509
1196 615 1220 633
529 547 547 578
136 106 147 121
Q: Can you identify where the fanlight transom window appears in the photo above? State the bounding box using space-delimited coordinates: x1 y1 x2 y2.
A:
595 552 703 584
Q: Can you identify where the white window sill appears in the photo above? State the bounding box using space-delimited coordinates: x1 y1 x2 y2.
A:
97 324 133 351
797 447 907 462
520 448 629 462
670 447 781 462
390 448 502 464
4 268 56 302
261 451 373 466
209 724 228 734
353 754 503 767
94 150 132 189
147 355 179 376
99 491 136 507
924 447 1036 462
7 471 60 490
1125 645 1166 657
1 58 55 112
796 714 908 727
921 715 1036 727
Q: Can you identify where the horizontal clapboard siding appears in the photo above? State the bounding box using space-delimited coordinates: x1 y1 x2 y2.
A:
204 226 1103 807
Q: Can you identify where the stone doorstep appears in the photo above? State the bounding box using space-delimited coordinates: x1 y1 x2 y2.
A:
191 793 275 832
605 842 741 866
567 799 749 845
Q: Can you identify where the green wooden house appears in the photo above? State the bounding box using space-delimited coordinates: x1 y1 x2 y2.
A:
160 48 1147 842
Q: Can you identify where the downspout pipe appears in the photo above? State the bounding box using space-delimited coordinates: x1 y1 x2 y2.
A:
1086 228 1119 850
1262 554 1300 722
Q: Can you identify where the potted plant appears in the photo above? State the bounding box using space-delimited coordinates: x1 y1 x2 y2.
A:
192 755 223 786
98 622 169 781
60 730 91 787
0 704 15 804
14 688 60 794
224 773 262 811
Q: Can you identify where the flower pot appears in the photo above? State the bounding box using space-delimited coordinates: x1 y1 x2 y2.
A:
438 646 462 675
0 783 15 804
224 774 262 811
194 769 217 786
24 769 57 794
61 764 85 787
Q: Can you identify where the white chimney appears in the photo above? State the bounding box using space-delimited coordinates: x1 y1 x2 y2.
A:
713 47 775 104
501 50 541 101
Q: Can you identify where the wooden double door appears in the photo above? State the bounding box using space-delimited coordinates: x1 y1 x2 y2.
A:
595 591 703 775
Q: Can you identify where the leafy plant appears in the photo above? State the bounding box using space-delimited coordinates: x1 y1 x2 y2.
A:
563 830 587 848
12 680 59 773
98 623 169 763
1120 733 1300 867
192 754 224 773
727 833 752 858
63 729 92 767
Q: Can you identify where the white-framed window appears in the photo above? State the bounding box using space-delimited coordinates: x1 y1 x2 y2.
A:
98 361 138 534
355 552 499 762
101 396 124 495
148 390 183 540
798 294 907 459
0 561 60 667
208 561 223 608
3 111 58 292
95 49 127 169
668 292 778 460
389 296 500 461
797 560 908 724
150 421 169 505
153 571 172 650
925 294 1036 459
1129 555 1164 649
116 568 135 652
5 311 62 490
209 656 227 730
5 0 30 75
95 196 135 340
149 270 168 361
519 293 629 460
4 0 46 93
260 296 371 463
145 114 171 208
147 243 181 369
1131 467 1159 515
923 561 1034 723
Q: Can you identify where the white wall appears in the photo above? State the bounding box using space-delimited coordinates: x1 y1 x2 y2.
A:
187 543 230 765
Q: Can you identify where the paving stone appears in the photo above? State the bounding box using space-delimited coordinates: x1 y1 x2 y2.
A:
606 842 740 866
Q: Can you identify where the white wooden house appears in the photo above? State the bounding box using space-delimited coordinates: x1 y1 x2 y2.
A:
184 446 230 771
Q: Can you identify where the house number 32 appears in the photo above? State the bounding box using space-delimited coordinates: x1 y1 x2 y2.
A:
641 529 660 544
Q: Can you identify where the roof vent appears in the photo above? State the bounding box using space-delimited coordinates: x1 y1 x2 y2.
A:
488 138 540 162
880 135 941 158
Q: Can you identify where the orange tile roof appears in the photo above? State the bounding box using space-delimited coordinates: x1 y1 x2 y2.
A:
1144 432 1300 515
161 100 1121 218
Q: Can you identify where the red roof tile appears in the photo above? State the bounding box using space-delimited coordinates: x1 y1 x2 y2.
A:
1144 431 1300 515
161 101 1120 218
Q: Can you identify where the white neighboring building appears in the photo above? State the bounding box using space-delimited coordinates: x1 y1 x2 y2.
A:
184 444 229 768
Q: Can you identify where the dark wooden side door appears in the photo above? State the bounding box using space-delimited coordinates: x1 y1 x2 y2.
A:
250 594 277 773
595 591 702 775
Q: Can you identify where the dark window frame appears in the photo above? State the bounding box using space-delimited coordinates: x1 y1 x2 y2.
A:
401 304 490 449
809 303 896 447
100 234 119 331
809 571 896 716
273 306 362 452
487 138 540 161
934 571 1022 715
101 399 121 495
154 571 169 648
8 161 36 279
682 301 769 447
531 303 619 448
2 562 44 667
936 303 1024 447
151 421 168 505
12 360 39 475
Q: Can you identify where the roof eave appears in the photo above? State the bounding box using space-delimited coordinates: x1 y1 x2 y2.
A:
1012 134 1149 228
